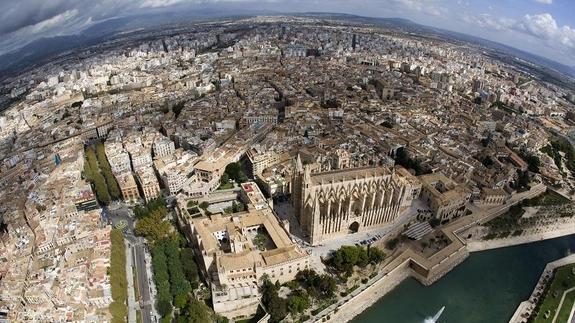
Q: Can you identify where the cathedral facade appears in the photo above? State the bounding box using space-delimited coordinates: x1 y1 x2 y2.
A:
291 156 414 245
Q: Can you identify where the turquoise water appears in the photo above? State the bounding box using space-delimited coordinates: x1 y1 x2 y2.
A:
353 235 575 323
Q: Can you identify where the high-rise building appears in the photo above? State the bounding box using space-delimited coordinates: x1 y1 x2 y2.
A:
472 79 485 93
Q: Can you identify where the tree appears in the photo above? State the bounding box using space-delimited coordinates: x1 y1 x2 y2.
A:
386 238 400 250
520 150 540 173
329 245 368 274
157 298 173 317
316 274 336 298
95 142 121 200
152 242 174 318
186 299 212 323
84 146 111 204
224 162 248 183
261 278 288 322
180 248 199 289
368 246 386 264
174 293 188 309
220 173 230 185
287 291 310 315
160 239 192 298
295 269 336 299
135 210 171 243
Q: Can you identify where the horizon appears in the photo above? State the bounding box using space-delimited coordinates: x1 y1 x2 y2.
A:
0 0 574 69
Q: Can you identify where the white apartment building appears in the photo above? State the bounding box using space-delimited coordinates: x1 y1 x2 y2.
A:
130 149 153 170
135 167 161 202
153 137 175 159
109 152 131 174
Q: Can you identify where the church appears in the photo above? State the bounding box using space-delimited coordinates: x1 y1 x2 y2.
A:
291 155 417 245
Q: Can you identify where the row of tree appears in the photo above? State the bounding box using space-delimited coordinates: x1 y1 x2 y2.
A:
95 143 121 199
83 146 110 204
139 199 211 322
152 237 207 323
109 229 128 323
82 142 121 204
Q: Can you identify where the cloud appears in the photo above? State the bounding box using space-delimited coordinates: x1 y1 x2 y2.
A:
463 12 575 61
388 0 447 16
140 0 190 8
0 0 149 55
24 9 80 35
462 14 514 31
514 14 575 53
534 0 552 4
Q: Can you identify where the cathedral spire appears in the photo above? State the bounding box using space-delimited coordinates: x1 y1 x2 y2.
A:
295 153 303 173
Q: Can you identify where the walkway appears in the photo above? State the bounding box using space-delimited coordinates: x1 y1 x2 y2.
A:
125 241 137 323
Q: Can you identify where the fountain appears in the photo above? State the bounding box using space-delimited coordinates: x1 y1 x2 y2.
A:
423 306 445 323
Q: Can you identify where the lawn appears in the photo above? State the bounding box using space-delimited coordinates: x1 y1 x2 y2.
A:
533 264 575 323
218 182 234 190
523 190 570 207
556 288 575 323
485 205 525 235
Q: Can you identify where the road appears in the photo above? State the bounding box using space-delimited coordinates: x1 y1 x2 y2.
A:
107 204 156 323
134 243 154 323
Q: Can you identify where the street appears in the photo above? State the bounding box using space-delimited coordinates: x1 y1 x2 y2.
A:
107 204 157 323
134 243 154 323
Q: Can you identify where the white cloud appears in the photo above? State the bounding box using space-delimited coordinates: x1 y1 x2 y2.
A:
514 13 575 52
463 12 575 61
25 9 80 35
515 13 558 39
534 0 552 4
390 0 447 16
140 0 189 9
462 13 521 32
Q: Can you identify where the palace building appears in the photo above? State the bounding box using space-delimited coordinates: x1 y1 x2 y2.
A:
291 156 417 245
182 182 310 319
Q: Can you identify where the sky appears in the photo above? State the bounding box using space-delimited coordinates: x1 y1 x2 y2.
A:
0 0 574 67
